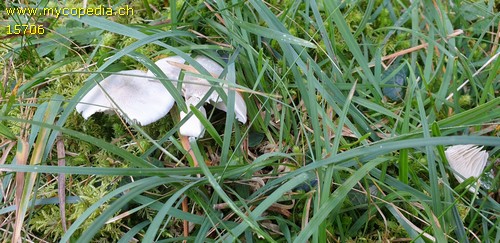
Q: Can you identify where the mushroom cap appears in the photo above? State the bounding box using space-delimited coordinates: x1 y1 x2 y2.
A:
211 93 247 123
151 55 247 124
182 55 224 102
146 55 185 82
76 70 175 125
185 56 247 123
445 145 489 192
179 96 206 138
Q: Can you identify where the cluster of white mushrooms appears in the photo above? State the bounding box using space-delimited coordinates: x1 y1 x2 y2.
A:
75 55 247 139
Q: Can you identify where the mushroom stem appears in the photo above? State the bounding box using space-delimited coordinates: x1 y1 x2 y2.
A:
180 135 199 167
179 96 207 139
182 197 189 241
179 130 201 242
179 134 200 242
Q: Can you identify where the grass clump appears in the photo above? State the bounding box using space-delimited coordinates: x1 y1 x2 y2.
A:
1 0 499 242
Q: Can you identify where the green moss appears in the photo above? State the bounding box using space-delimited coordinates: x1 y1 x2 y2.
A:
458 94 473 108
29 176 123 241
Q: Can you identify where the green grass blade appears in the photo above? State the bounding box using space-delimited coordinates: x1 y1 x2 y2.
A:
323 1 381 98
189 138 274 242
233 19 316 48
13 95 62 242
294 159 385 242
223 173 309 241
143 182 199 242
64 177 168 242
117 220 151 243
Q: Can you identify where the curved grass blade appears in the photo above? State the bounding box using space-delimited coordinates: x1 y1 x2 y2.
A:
294 159 385 242
189 137 274 242
233 19 316 48
142 181 201 242
222 173 309 241
13 95 62 242
117 220 151 243
63 177 171 242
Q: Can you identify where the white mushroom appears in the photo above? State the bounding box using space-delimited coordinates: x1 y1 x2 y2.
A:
149 55 247 138
444 145 489 193
76 70 175 126
76 55 247 139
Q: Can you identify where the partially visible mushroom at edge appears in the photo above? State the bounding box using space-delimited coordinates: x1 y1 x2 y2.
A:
445 144 490 193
